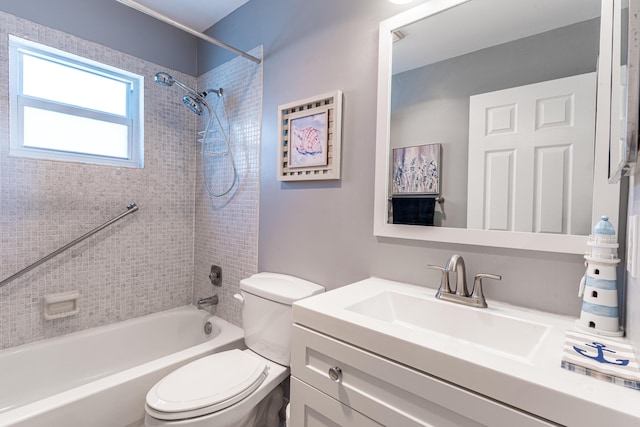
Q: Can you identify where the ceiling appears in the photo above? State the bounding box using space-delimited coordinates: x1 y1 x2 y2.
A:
131 0 251 32
392 0 601 74
126 0 601 72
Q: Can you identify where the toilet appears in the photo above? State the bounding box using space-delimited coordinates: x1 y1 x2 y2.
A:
144 272 324 426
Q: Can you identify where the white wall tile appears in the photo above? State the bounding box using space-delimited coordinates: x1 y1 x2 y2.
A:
193 46 263 327
0 12 198 350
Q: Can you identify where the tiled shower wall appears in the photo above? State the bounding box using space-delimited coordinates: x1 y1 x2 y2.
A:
193 46 263 327
0 12 198 350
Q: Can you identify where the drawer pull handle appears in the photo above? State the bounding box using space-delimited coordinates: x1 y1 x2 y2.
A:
328 366 342 382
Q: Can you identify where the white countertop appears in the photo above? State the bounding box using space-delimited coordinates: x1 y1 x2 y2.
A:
292 277 640 426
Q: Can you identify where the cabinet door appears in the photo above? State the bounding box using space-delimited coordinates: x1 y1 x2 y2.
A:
290 377 382 427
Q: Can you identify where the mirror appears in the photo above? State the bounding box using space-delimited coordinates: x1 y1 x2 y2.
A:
374 0 621 254
609 0 639 182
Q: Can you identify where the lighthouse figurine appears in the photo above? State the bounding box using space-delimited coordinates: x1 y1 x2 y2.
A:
576 216 623 336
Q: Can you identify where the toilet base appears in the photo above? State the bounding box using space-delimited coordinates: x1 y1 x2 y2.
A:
253 385 284 427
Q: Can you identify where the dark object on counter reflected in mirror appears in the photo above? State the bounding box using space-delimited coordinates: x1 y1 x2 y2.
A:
392 197 435 226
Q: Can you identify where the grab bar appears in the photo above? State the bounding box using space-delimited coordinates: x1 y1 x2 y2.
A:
0 203 139 288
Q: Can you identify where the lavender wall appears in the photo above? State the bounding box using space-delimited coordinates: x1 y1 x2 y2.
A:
0 0 196 75
200 0 589 317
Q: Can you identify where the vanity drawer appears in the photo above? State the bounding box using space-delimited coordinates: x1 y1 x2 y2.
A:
291 324 556 427
290 377 383 427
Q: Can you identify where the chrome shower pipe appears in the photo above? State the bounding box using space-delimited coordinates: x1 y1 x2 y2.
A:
154 73 222 101
154 72 201 99
202 88 223 98
173 80 200 98
116 0 261 64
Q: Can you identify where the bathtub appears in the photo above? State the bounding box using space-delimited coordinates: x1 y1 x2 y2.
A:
0 306 244 427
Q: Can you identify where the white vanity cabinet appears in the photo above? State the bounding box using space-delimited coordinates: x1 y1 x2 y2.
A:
290 324 555 427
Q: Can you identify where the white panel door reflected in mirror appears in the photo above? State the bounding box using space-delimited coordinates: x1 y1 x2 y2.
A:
467 73 596 235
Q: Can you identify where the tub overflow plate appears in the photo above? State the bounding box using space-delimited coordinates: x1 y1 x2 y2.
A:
204 321 213 335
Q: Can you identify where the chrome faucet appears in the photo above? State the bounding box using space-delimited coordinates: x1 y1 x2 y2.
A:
446 254 469 297
197 295 219 310
428 255 501 308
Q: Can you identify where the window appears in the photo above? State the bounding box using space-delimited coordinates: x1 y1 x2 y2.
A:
9 36 144 168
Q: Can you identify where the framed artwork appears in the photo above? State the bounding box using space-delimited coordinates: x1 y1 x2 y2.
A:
392 143 441 195
277 90 343 181
288 109 329 168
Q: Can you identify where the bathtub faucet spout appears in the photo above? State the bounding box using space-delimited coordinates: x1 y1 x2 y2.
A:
197 295 219 310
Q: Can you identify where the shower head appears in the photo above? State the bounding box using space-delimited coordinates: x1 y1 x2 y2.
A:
155 71 212 116
155 71 223 100
154 72 174 87
182 95 204 116
154 71 200 98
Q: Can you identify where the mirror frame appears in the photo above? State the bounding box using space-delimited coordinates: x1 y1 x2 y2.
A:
374 0 620 254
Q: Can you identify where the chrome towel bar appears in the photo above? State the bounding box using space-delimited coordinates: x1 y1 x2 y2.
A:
0 203 139 288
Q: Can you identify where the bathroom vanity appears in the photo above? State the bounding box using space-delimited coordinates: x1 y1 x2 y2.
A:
290 278 640 426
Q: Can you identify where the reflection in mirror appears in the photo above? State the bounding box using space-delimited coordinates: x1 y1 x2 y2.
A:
391 0 600 234
374 0 622 253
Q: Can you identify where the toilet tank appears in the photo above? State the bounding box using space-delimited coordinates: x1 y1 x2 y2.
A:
240 272 324 366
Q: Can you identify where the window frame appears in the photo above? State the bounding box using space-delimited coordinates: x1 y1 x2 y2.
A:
9 35 144 168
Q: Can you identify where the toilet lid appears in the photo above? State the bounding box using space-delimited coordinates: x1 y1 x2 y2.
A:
146 349 268 419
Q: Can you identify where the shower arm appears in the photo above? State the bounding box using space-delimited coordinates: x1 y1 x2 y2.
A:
116 0 262 65
173 79 202 99
0 203 139 288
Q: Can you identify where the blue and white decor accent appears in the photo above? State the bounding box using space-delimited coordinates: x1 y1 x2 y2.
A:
562 330 640 391
576 216 623 337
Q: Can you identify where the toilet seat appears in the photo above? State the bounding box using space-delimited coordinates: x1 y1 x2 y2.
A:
146 349 268 421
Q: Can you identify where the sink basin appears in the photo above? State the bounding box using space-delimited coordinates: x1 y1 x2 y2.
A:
345 290 550 360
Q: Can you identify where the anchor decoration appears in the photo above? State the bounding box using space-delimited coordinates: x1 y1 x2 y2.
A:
561 330 640 391
573 342 630 366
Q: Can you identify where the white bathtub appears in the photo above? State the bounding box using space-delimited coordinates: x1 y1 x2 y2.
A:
0 306 244 427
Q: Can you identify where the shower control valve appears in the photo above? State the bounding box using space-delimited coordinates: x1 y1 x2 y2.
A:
209 265 222 286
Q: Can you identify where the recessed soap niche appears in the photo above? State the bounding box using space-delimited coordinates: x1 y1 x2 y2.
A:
43 291 80 320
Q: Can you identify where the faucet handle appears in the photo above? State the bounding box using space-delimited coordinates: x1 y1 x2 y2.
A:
471 273 501 308
428 264 452 295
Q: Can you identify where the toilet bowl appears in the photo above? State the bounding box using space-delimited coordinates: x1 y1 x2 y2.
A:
145 349 288 426
144 273 324 426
